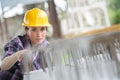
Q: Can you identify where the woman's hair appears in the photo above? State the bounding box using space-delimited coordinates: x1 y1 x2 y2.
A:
25 27 29 31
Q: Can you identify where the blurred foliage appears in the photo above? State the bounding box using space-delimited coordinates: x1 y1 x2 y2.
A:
108 0 120 25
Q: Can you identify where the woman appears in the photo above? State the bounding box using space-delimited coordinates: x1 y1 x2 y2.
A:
0 8 51 80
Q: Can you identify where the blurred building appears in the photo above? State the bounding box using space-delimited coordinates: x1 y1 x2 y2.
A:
57 0 110 38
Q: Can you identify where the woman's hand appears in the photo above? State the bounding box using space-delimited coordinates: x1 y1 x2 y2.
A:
16 49 32 62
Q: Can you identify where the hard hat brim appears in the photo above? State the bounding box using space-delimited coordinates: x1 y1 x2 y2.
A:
22 23 51 27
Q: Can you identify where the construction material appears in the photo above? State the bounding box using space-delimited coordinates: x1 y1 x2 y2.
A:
24 68 51 80
45 26 120 80
64 24 120 38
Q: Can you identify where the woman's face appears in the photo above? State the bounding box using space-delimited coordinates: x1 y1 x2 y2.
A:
27 27 47 45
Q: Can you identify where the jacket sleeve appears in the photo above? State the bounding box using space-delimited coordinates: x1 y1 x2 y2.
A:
2 37 24 60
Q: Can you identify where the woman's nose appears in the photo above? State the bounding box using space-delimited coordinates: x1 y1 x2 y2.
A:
37 31 42 36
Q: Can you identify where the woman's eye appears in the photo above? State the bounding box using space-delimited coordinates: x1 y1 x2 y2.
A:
41 27 46 31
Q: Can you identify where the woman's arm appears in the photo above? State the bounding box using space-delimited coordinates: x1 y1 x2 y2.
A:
0 49 30 70
0 52 18 70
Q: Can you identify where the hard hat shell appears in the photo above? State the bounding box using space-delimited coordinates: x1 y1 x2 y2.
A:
22 8 51 27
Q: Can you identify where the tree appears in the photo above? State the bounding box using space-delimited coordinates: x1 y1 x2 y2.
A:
108 0 120 24
48 0 62 38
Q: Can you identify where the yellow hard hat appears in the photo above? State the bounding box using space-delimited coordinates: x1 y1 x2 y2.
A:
22 8 51 27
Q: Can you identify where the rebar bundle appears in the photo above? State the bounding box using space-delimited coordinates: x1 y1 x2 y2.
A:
24 25 120 80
